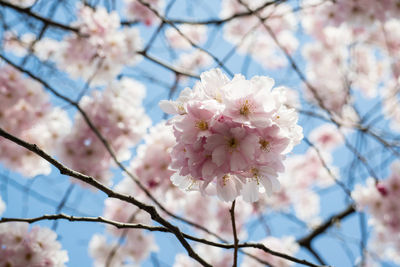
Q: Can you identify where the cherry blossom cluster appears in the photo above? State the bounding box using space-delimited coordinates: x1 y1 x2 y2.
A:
352 161 400 264
0 65 71 177
0 222 68 266
2 32 36 57
302 0 400 30
90 177 157 266
36 5 142 85
160 68 303 202
59 78 150 186
221 0 298 69
300 2 393 123
256 124 342 223
124 0 164 26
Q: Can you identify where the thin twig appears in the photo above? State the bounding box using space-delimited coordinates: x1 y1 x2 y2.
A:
230 200 239 267
0 0 79 32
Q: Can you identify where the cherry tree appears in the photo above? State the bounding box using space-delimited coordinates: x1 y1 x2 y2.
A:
0 0 400 266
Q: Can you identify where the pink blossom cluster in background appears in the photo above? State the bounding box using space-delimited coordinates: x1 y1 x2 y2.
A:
0 222 68 267
302 0 400 29
59 78 150 186
160 68 303 202
89 178 157 266
129 122 186 213
181 191 252 240
124 0 164 26
352 161 400 264
0 65 71 177
300 0 400 126
165 25 212 76
221 0 298 69
33 5 143 85
257 124 343 224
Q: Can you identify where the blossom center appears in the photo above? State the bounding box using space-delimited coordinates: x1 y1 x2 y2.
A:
222 174 230 186
214 92 222 102
227 137 238 149
177 104 186 114
250 168 260 184
195 120 208 131
239 100 251 117
259 138 271 152
25 253 32 261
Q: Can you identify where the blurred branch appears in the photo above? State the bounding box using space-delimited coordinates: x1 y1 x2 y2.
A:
135 0 234 77
122 0 286 26
0 0 79 33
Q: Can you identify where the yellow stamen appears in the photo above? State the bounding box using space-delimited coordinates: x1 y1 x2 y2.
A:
222 174 230 186
195 120 208 131
227 137 238 149
239 100 251 117
259 138 271 152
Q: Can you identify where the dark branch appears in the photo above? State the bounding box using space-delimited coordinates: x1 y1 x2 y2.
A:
297 205 356 247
